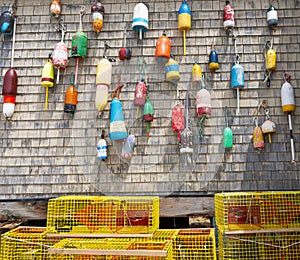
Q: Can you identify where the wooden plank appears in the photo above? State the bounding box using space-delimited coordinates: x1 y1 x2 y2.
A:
225 228 300 235
48 248 168 257
0 201 47 221
47 233 153 238
0 196 215 222
159 196 214 217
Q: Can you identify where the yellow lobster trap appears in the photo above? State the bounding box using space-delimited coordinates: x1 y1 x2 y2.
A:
46 196 160 237
48 238 173 259
173 228 216 260
218 228 300 260
215 191 300 231
0 226 56 260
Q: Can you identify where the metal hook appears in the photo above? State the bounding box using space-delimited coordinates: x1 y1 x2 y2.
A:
266 40 272 50
283 72 291 83
103 41 111 58
254 116 258 127
80 5 86 15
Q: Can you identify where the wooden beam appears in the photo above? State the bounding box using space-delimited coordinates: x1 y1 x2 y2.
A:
159 196 214 217
0 196 215 223
225 228 300 235
47 233 153 238
48 248 168 257
0 201 47 221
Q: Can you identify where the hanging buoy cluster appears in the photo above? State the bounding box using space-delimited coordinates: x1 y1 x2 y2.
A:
91 1 104 33
1 1 296 166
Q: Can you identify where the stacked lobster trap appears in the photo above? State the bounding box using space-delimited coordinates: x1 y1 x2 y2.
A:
0 195 217 259
215 191 300 259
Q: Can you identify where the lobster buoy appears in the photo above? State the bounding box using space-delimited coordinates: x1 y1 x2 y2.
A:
121 135 135 160
208 43 219 71
53 41 68 71
253 125 264 151
95 57 112 116
91 1 104 33
196 89 212 117
165 56 180 83
97 130 107 161
72 30 87 59
50 0 61 18
41 57 54 110
134 79 147 107
134 79 147 118
261 119 276 143
178 0 191 55
119 47 131 61
192 61 202 85
281 73 295 162
231 62 244 89
155 31 171 63
2 15 17 119
196 77 211 139
223 127 233 150
223 107 233 150
281 74 295 113
231 61 244 114
267 4 278 29
180 93 193 155
144 96 154 139
2 68 17 118
172 102 185 143
266 46 276 71
0 7 14 36
52 24 68 84
132 3 149 40
64 73 78 116
223 1 235 31
110 77 127 141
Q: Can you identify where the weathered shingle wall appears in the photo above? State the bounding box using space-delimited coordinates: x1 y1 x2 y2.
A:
0 0 299 199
